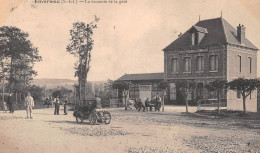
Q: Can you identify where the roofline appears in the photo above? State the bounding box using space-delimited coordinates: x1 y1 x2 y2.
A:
116 72 164 82
196 17 222 23
163 43 258 52
120 72 164 75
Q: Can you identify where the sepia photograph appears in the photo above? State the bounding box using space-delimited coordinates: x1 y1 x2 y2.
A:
0 0 260 152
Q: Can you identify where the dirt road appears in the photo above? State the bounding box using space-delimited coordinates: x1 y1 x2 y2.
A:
0 107 259 153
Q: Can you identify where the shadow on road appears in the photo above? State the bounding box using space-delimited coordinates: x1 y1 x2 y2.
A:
46 120 92 125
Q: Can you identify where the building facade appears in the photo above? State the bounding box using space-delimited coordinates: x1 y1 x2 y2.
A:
116 73 164 102
116 17 258 112
163 17 258 112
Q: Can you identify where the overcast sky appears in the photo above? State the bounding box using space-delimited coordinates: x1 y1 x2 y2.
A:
1 0 260 81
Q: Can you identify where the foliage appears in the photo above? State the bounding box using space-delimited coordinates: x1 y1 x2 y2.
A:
51 87 73 99
205 79 228 113
227 78 260 113
66 18 98 100
28 85 44 101
52 90 62 99
205 79 228 93
112 81 130 90
158 81 169 90
228 78 259 97
0 26 42 93
175 80 196 97
174 80 196 112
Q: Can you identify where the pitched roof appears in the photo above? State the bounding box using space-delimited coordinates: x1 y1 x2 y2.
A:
163 17 258 51
116 73 164 81
192 26 208 33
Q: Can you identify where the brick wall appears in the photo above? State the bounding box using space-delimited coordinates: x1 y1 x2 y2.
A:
164 45 226 80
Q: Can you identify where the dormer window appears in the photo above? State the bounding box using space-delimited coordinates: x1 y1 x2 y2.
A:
192 33 199 45
190 26 207 46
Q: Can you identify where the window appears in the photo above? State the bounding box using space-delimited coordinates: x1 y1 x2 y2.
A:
249 57 252 73
191 33 195 45
195 33 199 45
238 55 242 73
237 90 241 99
191 33 198 45
171 58 179 73
183 57 191 72
209 55 218 71
196 56 204 71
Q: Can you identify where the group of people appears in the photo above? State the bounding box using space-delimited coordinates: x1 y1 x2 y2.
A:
134 95 162 112
44 97 68 115
3 92 70 119
3 92 34 119
53 97 68 115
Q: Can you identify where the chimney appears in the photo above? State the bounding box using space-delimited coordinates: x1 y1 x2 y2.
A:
237 24 246 44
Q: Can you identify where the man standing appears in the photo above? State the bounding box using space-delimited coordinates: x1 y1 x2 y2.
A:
155 94 161 111
64 98 68 115
7 93 14 114
95 94 102 109
54 96 60 115
24 92 34 119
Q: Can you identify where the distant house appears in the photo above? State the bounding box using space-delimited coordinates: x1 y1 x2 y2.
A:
116 17 258 112
116 73 164 102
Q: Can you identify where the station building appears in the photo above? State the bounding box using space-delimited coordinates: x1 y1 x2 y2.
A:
116 17 259 112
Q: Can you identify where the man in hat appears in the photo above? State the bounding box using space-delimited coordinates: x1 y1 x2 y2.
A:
24 92 34 119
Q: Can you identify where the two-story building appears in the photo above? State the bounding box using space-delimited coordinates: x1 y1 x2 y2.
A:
116 17 258 112
164 17 258 112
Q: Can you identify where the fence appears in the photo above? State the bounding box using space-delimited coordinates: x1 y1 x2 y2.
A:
197 99 227 111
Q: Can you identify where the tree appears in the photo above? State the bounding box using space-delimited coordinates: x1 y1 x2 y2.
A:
66 18 99 101
205 79 227 113
175 80 196 113
28 85 44 102
0 26 42 94
112 81 131 110
52 90 62 99
227 78 260 114
158 81 169 112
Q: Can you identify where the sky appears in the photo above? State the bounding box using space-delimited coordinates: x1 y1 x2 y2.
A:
1 0 260 81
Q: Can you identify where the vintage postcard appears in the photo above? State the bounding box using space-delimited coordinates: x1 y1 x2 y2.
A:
0 0 260 152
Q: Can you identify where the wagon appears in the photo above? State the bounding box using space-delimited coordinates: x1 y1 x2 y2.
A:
73 103 111 125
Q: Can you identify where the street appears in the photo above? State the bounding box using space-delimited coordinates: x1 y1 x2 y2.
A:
0 106 259 153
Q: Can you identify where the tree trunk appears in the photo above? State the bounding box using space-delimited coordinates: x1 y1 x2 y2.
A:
124 97 127 110
185 97 189 113
243 96 246 114
217 92 220 114
9 57 14 93
162 94 165 112
15 92 17 104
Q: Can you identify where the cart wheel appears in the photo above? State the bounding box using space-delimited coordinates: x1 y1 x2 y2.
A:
103 111 111 124
89 112 98 125
76 116 83 123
